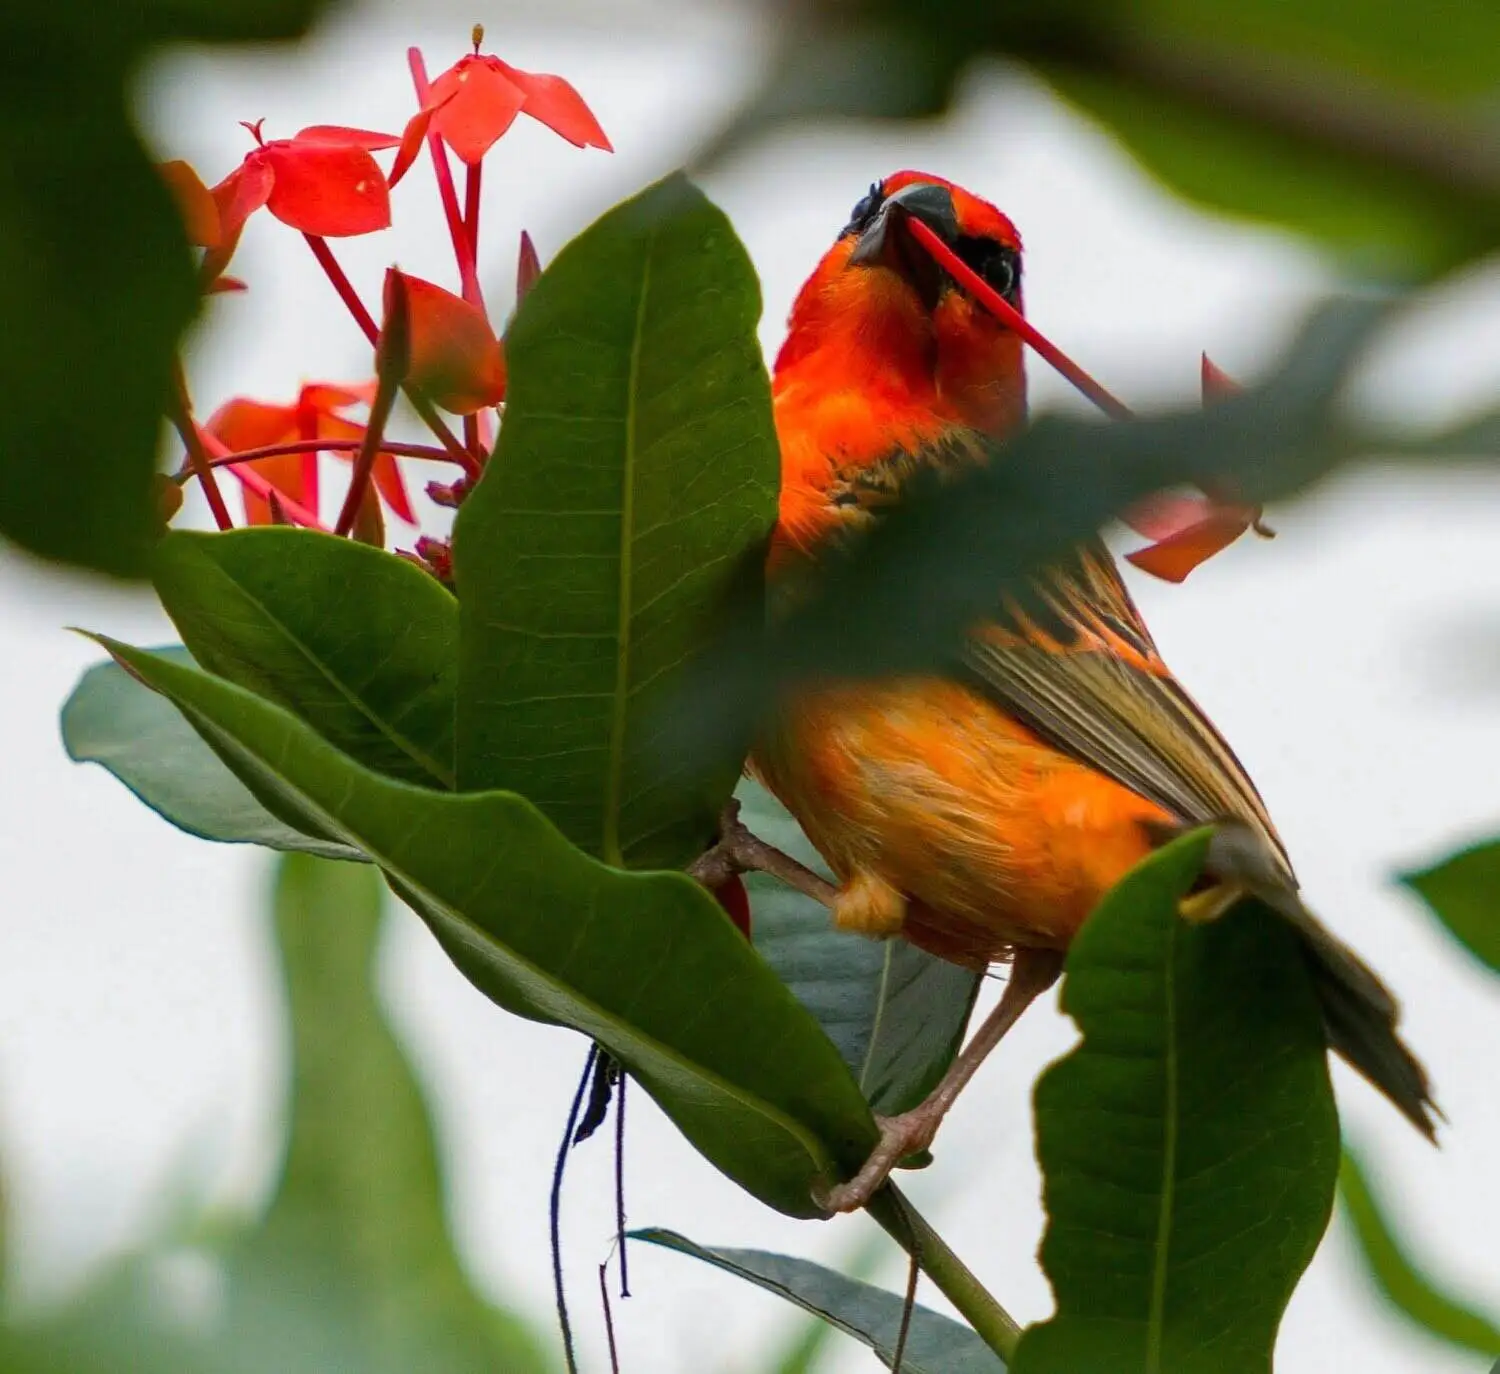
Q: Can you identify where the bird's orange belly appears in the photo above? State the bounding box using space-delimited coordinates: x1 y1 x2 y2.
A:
752 678 1172 966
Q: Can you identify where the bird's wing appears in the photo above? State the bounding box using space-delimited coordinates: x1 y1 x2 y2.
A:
961 540 1296 884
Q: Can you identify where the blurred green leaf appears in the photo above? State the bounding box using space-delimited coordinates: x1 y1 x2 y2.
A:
1338 1148 1500 1359
0 0 333 578
454 172 779 869
154 530 458 788
223 854 554 1373
93 640 878 1218
61 646 363 859
690 299 1500 747
1400 838 1500 975
740 779 982 1116
636 1228 1006 1373
1013 834 1339 1374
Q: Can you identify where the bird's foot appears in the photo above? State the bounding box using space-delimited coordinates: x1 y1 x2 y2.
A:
831 868 907 939
815 1107 939 1214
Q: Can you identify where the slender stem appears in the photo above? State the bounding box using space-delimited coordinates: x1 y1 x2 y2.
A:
552 1043 598 1374
299 232 474 470
408 47 486 315
598 1264 622 1374
303 234 379 343
166 360 233 530
335 388 400 537
906 218 1132 421
865 1185 1022 1363
194 426 326 530
174 438 455 479
463 160 483 306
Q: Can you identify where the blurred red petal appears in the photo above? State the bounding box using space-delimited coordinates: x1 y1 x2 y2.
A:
211 159 274 241
372 452 416 524
294 124 401 150
262 143 391 237
1121 491 1221 543
1125 511 1255 583
1201 353 1242 403
712 874 752 940
299 381 368 412
205 397 296 452
208 275 248 294
400 272 507 413
160 160 222 247
429 55 525 164
498 60 612 150
387 101 444 188
238 453 310 526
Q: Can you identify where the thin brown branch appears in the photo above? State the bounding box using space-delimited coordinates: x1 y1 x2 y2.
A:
687 799 838 907
165 359 233 530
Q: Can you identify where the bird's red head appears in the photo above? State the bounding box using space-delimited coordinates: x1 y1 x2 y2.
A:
771 173 1027 563
774 171 1026 436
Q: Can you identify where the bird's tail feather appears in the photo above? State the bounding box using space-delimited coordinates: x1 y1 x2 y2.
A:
1202 825 1439 1141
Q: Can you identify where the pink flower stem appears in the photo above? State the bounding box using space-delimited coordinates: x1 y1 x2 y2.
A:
408 47 486 316
166 359 234 530
174 438 457 476
195 426 327 532
336 366 401 537
906 218 1132 421
299 231 474 472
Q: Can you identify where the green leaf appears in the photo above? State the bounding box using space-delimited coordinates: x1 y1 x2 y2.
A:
95 640 877 1219
60 646 362 860
1399 838 1500 975
0 0 332 578
454 172 779 868
153 530 459 788
225 854 554 1373
1013 834 1339 1374
1338 1148 1500 1358
740 779 982 1115
635 1228 1006 1373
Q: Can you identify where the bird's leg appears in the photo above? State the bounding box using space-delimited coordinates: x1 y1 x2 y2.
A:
816 946 1065 1214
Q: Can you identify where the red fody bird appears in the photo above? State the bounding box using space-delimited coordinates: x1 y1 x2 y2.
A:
751 172 1436 1212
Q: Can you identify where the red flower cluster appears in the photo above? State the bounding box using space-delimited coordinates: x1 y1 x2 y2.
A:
161 29 610 543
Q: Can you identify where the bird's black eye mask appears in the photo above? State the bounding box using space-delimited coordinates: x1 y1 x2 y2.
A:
952 234 1021 303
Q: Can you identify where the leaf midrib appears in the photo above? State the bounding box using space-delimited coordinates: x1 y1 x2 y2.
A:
205 564 455 789
600 234 656 867
1147 914 1180 1373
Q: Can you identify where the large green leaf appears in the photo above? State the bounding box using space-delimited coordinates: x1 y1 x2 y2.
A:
224 855 553 1373
636 1229 1006 1373
96 640 877 1218
1399 838 1500 976
0 0 331 578
61 647 362 859
153 530 459 788
454 172 779 868
740 779 982 1116
1013 835 1339 1374
1337 1148 1500 1359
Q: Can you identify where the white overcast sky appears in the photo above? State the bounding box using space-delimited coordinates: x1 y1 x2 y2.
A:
1 2 1498 1371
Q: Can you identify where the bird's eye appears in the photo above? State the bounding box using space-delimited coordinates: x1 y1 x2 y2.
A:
843 181 885 237
953 234 1020 302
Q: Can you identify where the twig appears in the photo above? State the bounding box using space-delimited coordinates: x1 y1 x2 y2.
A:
615 1072 630 1298
891 1244 920 1373
165 360 233 530
172 438 455 479
865 1186 1021 1364
686 799 838 907
598 1263 622 1374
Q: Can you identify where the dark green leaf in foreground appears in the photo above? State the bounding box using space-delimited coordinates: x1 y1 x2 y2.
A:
60 646 361 860
153 530 458 788
0 0 331 577
96 641 877 1218
454 172 779 868
740 779 981 1115
1400 838 1500 975
637 1229 1005 1373
1013 835 1339 1374
1337 1148 1500 1359
225 854 553 1373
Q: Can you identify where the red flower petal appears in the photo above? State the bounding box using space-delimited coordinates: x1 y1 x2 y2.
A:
299 381 369 412
712 874 752 940
294 125 401 150
387 101 446 188
497 59 612 150
208 275 248 294
429 55 526 164
516 229 541 305
261 143 391 237
399 272 507 413
212 159 274 242
205 396 296 451
1121 491 1222 543
1125 509 1257 583
160 160 221 247
1201 353 1242 403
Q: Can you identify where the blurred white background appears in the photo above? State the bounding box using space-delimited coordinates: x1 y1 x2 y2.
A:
1 1 1497 1369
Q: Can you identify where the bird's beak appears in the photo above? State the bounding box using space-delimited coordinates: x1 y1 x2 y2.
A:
847 182 960 272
